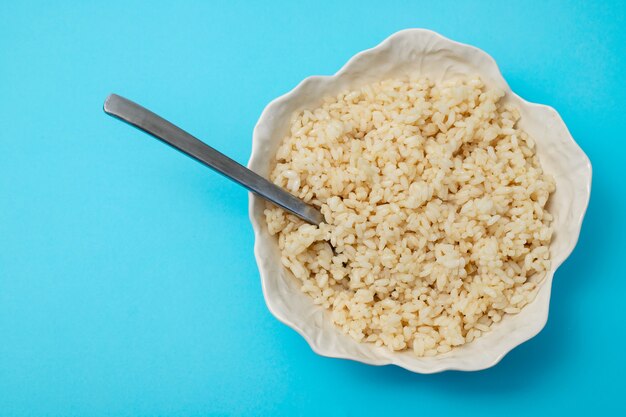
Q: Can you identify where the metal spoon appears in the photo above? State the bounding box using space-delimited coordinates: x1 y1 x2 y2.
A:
103 94 324 225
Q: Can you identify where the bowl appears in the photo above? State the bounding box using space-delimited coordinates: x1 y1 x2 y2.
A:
247 29 592 373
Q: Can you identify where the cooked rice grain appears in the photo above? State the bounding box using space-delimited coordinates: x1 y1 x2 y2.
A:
264 76 555 356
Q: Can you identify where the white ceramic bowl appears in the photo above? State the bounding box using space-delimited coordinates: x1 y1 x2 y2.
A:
248 29 592 373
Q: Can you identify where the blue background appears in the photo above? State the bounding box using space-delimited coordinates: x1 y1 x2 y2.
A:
1 1 624 415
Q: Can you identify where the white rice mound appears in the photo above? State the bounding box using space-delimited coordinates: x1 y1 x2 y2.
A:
264 76 555 357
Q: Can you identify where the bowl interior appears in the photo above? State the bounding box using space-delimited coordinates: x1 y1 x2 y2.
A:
248 29 591 373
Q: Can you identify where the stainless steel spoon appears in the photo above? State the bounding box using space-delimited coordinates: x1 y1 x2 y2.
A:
103 94 324 225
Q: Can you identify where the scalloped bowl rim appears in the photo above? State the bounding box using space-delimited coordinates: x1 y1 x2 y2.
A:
248 29 592 373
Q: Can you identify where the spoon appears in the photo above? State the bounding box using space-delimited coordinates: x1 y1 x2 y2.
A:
103 94 324 225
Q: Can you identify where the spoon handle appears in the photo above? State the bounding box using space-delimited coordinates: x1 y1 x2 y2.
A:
103 94 323 225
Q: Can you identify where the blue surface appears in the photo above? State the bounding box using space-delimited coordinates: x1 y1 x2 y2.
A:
1 1 625 415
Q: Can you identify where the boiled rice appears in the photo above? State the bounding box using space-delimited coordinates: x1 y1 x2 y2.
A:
264 76 555 356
